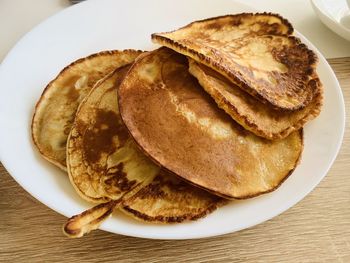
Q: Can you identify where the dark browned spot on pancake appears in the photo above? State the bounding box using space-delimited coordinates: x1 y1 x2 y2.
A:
231 18 242 26
104 163 137 192
134 180 166 200
266 23 282 35
270 42 315 98
82 110 128 163
205 21 222 30
253 22 282 35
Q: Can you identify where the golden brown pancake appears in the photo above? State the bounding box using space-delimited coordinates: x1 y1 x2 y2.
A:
64 169 225 237
189 60 323 139
118 48 303 199
152 13 318 110
32 50 142 170
64 175 225 238
67 66 158 203
65 64 224 235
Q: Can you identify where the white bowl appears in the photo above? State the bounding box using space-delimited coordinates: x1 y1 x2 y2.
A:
311 0 350 41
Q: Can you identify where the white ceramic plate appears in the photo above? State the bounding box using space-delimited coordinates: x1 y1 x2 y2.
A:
311 0 350 41
0 0 345 239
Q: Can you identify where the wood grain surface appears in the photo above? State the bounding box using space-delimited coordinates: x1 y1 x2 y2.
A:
1 58 349 263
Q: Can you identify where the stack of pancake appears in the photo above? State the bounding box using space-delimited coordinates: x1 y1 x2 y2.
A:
31 13 322 238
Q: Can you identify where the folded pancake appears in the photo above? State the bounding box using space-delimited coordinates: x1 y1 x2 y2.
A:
32 50 142 170
66 65 223 226
189 60 323 139
118 48 303 199
152 13 318 110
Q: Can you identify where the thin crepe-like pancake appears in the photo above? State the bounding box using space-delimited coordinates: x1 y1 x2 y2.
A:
32 50 142 170
189 60 323 139
66 65 223 225
118 48 303 199
152 13 318 110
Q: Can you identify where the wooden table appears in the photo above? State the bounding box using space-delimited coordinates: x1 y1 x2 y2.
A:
1 58 349 262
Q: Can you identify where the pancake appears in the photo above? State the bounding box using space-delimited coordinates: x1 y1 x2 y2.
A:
189 60 323 139
64 170 224 238
152 13 319 110
67 66 158 203
118 48 303 199
64 64 224 237
32 50 142 170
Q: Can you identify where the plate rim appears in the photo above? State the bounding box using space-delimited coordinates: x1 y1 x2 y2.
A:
310 0 350 41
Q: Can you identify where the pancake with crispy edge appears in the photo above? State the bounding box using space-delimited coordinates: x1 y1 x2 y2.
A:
66 65 157 204
118 47 303 199
32 50 142 170
152 13 319 110
188 59 323 139
64 65 224 237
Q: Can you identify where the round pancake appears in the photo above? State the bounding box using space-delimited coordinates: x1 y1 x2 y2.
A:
189 59 323 140
118 48 303 199
67 66 158 203
67 64 224 225
32 50 142 170
152 13 318 110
